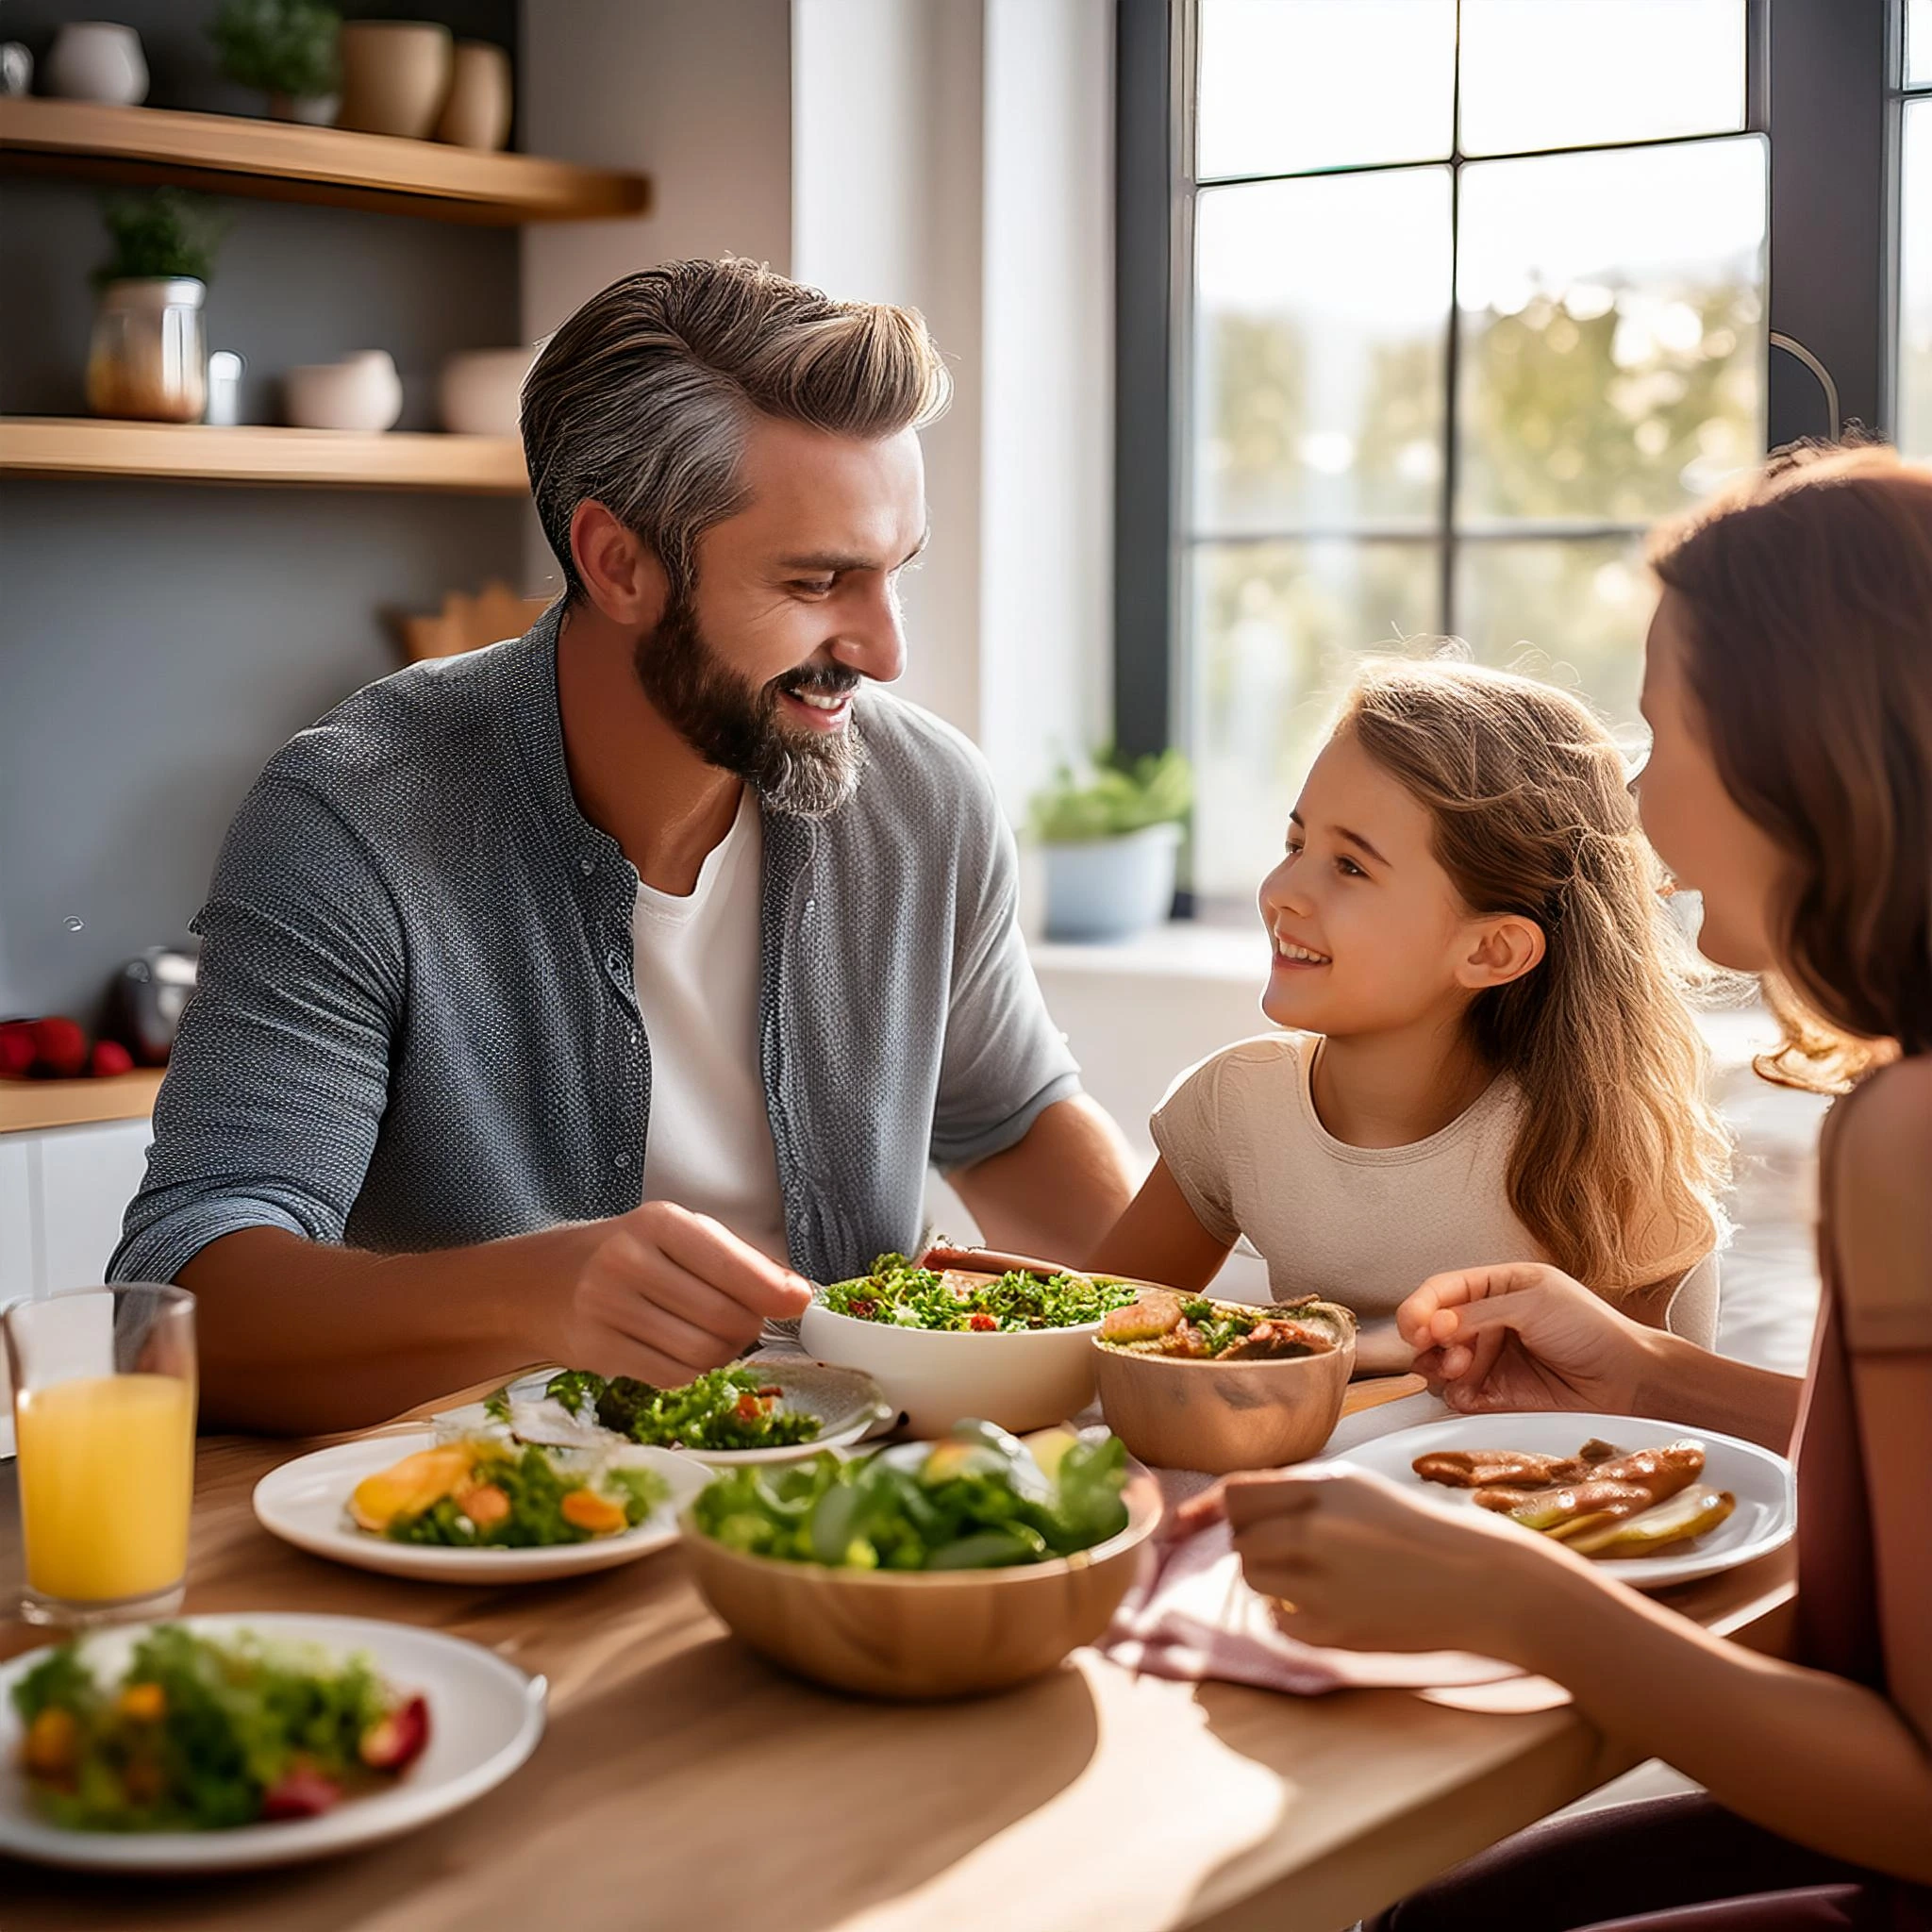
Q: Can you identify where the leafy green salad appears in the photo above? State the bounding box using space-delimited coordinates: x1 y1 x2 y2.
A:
529 1365 824 1452
10 1625 428 1832
821 1254 1140 1333
691 1419 1131 1571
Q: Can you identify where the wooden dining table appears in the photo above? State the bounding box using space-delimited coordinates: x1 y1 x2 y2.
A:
0 1375 1794 1932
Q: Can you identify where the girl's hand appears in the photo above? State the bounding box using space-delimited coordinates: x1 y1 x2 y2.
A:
1398 1262 1652 1415
1222 1465 1558 1658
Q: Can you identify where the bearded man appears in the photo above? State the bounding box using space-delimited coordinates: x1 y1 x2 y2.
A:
113 258 1134 1433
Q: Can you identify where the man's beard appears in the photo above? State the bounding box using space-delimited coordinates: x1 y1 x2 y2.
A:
633 590 865 820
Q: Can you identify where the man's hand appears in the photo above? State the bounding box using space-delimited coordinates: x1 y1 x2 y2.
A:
1398 1261 1651 1415
557 1202 813 1384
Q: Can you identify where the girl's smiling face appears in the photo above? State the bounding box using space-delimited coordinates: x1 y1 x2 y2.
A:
1257 730 1545 1035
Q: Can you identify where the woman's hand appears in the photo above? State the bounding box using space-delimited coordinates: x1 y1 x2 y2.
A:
1398 1262 1654 1415
1222 1465 1561 1659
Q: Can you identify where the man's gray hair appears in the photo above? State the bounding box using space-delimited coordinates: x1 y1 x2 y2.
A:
522 258 952 603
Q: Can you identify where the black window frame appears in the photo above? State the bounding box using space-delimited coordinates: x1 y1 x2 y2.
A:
1114 0 1896 878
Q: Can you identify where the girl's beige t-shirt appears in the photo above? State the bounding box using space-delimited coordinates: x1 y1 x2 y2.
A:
1149 1031 1718 1343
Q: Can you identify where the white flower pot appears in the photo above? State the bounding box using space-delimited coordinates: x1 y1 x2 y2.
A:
1041 822 1182 942
45 22 147 104
268 92 340 125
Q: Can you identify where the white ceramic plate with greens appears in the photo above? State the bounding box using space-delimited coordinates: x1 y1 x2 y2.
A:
0 1613 543 1873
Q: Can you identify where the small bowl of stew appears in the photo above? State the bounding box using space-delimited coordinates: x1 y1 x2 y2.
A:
1092 1290 1357 1474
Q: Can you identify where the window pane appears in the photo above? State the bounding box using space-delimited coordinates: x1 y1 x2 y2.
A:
1903 101 1932 458
1459 0 1747 157
1189 540 1441 900
1193 170 1451 534
1457 138 1767 525
1195 0 1455 180
1910 0 1932 89
1454 538 1650 737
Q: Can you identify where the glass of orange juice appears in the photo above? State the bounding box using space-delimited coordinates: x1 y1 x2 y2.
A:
4 1285 196 1626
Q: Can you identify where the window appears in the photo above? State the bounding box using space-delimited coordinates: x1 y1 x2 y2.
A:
1117 0 1896 911
1900 0 1932 454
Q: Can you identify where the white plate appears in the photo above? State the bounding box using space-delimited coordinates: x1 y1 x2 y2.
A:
252 1429 709 1582
1328 1410 1795 1590
437 1361 893 1467
0 1612 543 1872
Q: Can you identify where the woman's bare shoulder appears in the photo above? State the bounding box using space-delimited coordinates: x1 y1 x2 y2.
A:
1834 1056 1932 1176
1827 1058 1932 1342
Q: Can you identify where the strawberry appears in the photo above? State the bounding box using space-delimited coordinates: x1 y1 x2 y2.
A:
259 1763 343 1819
90 1039 134 1077
29 1017 88 1079
0 1022 33 1079
358 1693 430 1773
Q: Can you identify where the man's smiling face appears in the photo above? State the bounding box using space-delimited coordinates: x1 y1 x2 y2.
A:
633 415 928 817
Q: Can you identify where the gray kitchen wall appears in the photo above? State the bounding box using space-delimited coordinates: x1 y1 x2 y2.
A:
0 0 528 1024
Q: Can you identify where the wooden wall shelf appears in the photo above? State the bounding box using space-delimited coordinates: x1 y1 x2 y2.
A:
0 97 650 225
0 1071 164 1136
0 418 529 492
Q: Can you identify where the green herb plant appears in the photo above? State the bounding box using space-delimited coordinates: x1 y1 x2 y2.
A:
93 192 228 290
1027 745 1192 845
208 0 341 101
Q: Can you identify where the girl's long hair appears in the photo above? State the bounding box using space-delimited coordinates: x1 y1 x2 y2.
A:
1649 442 1932 1091
1338 660 1731 1294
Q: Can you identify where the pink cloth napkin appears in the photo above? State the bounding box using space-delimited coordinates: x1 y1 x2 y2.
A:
1093 1469 1525 1697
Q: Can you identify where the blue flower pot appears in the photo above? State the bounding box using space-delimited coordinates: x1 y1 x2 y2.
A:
1041 823 1183 941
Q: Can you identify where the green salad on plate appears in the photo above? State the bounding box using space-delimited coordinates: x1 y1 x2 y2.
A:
11 1625 427 1832
533 1365 824 1453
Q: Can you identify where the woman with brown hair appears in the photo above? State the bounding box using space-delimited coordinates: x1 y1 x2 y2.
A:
1209 444 1932 1929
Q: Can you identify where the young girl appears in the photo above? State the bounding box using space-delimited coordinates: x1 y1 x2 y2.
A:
1091 659 1731 1363
1217 444 1932 1925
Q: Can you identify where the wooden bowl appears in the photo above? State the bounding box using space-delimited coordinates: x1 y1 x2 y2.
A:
680 1472 1162 1700
1093 1326 1356 1474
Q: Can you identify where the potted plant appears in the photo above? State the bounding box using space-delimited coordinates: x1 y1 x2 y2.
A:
208 0 341 124
86 192 228 424
1028 747 1193 941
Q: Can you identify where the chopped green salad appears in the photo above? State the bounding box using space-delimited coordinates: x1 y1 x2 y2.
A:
10 1625 428 1832
353 1439 668 1548
691 1420 1131 1571
821 1253 1140 1333
542 1366 823 1453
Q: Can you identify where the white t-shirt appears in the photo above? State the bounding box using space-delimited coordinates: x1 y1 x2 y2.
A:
631 790 791 1264
1151 1031 1718 1343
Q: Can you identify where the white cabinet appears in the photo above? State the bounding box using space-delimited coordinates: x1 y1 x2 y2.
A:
0 1137 34 1303
0 1117 155 1300
38 1120 153 1291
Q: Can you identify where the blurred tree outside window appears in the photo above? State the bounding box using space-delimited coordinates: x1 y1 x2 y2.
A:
1184 0 1767 901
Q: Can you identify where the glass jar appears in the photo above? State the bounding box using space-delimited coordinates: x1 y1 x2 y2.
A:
86 277 208 423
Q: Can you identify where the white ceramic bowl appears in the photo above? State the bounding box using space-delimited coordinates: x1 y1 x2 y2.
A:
283 351 403 432
437 347 532 435
799 1300 1105 1439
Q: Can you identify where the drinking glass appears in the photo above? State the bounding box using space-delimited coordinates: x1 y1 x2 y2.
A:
4 1286 197 1626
